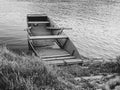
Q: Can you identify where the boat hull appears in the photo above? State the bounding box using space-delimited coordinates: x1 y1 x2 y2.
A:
27 14 82 65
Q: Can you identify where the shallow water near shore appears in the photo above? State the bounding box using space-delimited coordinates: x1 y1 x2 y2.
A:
1 0 120 59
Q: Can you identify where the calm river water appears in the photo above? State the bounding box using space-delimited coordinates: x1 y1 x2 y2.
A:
1 0 120 59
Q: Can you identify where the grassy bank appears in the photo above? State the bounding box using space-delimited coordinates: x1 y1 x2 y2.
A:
0 46 120 90
1 46 94 90
0 46 76 90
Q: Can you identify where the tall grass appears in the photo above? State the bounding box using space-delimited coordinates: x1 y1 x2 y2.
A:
0 46 80 90
0 46 56 89
0 45 93 90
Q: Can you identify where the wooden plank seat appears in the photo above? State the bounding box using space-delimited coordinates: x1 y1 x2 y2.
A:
27 14 47 17
28 35 68 40
41 54 70 58
46 27 72 30
28 21 50 24
42 56 75 61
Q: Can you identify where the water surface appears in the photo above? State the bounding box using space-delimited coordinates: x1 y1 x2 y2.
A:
1 0 120 59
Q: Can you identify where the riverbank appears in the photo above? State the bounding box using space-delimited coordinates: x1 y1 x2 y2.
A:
0 46 119 90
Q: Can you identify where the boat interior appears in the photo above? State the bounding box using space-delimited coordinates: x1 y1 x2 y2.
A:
27 14 82 65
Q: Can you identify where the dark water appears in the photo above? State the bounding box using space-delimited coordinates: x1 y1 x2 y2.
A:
1 0 120 59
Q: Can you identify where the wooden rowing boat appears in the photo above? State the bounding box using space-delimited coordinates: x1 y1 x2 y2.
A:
27 14 83 65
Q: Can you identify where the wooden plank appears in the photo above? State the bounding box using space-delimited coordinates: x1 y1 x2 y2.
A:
46 59 83 65
46 27 72 30
42 56 75 61
28 21 50 24
46 60 65 65
28 35 68 40
41 54 70 58
36 48 70 57
80 75 103 80
46 27 62 30
64 59 83 64
27 14 47 17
